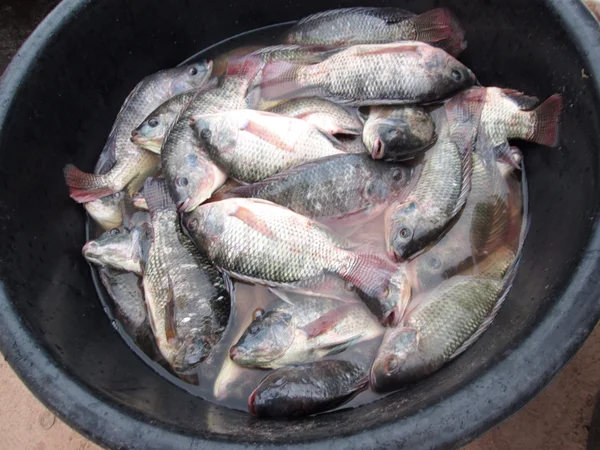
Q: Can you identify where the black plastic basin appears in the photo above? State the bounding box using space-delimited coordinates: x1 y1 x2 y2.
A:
1 0 600 448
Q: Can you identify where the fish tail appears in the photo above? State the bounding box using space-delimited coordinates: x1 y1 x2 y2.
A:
412 8 459 46
427 8 467 56
260 60 317 101
528 94 563 147
336 252 395 305
63 164 117 203
144 177 176 213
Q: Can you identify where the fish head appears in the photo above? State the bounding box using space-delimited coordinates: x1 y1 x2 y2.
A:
169 147 226 213
183 203 225 246
229 310 295 367
424 47 477 96
168 60 214 95
191 113 238 155
385 201 425 262
82 227 141 273
172 333 213 373
383 166 413 196
131 108 177 153
370 327 432 392
84 192 124 230
412 249 448 292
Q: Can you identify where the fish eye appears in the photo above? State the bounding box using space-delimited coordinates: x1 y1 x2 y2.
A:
428 256 442 270
252 308 264 320
148 117 159 128
399 227 412 239
387 128 399 138
392 169 403 182
384 355 400 374
200 128 212 140
189 66 199 76
176 177 189 187
187 218 199 231
451 70 462 81
109 228 120 235
113 192 123 199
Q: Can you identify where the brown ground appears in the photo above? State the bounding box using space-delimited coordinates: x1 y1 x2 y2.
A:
1 1 600 449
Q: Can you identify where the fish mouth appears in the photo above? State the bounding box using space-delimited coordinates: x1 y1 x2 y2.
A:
371 137 385 159
178 196 202 214
131 134 162 154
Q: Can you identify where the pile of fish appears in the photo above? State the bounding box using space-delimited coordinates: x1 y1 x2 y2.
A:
65 7 562 419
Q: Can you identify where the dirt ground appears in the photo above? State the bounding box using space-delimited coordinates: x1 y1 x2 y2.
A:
1 1 600 449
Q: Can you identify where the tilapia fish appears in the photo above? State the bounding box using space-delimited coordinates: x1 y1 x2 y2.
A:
142 178 231 372
249 360 369 418
63 61 213 203
451 87 563 147
161 72 258 213
183 198 410 325
82 212 152 275
267 98 362 135
230 294 382 369
190 110 344 183
99 268 149 340
363 106 437 161
130 90 198 153
257 42 476 106
282 7 466 56
385 108 476 262
371 247 516 392
225 153 412 223
84 191 125 231
409 151 510 292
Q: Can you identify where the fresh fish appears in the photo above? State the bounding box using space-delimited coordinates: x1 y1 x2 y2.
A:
363 106 437 161
257 42 476 106
385 107 476 262
249 360 369 418
451 87 563 147
225 153 412 223
63 61 213 203
338 135 369 154
409 151 510 292
161 67 260 213
142 178 231 372
371 247 516 392
267 98 362 135
82 213 151 275
230 295 382 369
130 91 198 153
190 110 344 183
84 191 125 230
282 8 466 55
183 198 410 325
99 268 149 340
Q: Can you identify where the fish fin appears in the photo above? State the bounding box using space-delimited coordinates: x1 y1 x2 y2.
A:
432 9 467 56
143 177 176 213
411 8 455 43
229 205 277 239
355 43 422 56
315 334 362 356
239 115 297 152
260 60 320 101
450 124 475 218
316 127 346 150
251 44 337 63
164 276 178 343
301 304 356 339
500 89 540 110
528 94 563 147
226 54 264 82
268 288 295 306
337 253 396 301
63 164 117 203
494 142 523 172
446 88 487 125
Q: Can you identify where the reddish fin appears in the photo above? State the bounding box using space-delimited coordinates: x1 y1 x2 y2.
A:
229 205 276 239
241 116 296 152
165 277 178 343
337 253 396 301
226 55 264 82
260 60 315 101
501 89 540 110
432 8 467 56
64 164 116 203
412 8 454 43
144 178 176 213
528 94 563 147
301 304 355 339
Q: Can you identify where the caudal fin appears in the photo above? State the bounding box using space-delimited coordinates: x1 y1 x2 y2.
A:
63 164 115 203
528 94 563 147
260 60 318 101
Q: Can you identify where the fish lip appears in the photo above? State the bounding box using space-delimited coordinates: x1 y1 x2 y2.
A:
82 241 97 257
371 137 384 159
